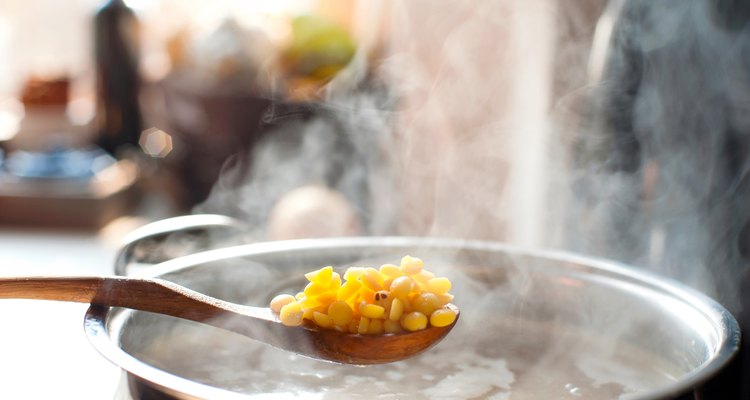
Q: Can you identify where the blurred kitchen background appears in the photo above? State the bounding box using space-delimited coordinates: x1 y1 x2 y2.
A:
1 0 749 398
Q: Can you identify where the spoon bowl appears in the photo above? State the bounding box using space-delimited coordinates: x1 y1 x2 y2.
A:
0 276 458 365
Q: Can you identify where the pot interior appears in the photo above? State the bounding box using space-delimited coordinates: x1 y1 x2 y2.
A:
100 239 736 399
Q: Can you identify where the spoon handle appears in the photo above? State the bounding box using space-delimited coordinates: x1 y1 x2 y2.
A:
0 276 274 323
0 276 459 364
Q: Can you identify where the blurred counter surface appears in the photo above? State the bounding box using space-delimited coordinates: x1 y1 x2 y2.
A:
0 216 167 399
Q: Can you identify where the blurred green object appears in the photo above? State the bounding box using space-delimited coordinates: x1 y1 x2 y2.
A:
284 14 356 80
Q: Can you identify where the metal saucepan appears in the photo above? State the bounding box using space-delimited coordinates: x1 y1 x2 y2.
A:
89 215 739 399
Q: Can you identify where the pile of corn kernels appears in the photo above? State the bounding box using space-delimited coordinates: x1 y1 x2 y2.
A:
269 256 457 334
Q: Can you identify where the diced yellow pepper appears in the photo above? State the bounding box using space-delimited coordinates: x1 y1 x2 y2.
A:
305 266 333 284
304 282 327 297
343 267 365 281
337 280 362 301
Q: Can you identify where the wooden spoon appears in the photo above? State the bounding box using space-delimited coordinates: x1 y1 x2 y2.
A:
0 276 459 365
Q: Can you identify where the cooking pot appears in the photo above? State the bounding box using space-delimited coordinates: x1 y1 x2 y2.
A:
91 215 739 399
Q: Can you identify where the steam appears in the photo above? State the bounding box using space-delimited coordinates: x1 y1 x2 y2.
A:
189 0 749 396
198 0 558 243
554 0 750 314
193 0 750 323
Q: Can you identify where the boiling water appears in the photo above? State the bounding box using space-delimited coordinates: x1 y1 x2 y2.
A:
125 313 682 399
119 253 691 399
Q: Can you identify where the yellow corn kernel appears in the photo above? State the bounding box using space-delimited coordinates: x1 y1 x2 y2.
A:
319 266 335 282
349 300 362 317
406 291 420 309
304 282 327 297
389 276 414 299
360 304 385 319
305 266 333 284
316 292 338 309
358 317 370 334
280 301 304 326
379 264 403 278
430 307 457 327
286 256 455 333
299 295 322 309
382 278 394 292
344 299 360 314
427 277 452 294
401 311 428 331
343 267 365 281
410 270 435 291
302 307 315 320
419 269 436 280
357 287 376 304
337 279 362 301
304 270 318 282
270 294 296 313
328 300 354 326
389 298 404 321
435 293 455 306
400 255 423 274
362 267 385 291
329 272 342 291
313 311 335 329
368 318 384 334
384 319 402 333
412 292 440 316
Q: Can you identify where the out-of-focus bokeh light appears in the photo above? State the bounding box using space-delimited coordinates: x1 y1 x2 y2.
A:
66 97 95 126
138 127 173 157
0 98 24 141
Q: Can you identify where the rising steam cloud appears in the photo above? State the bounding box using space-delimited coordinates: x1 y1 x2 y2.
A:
174 1 750 398
557 0 750 315
196 0 749 317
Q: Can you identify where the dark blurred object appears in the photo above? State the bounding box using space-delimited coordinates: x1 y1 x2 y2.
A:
20 77 70 107
0 147 138 229
94 0 142 156
155 18 279 207
159 73 272 206
576 0 750 398
153 14 362 207
5 75 94 153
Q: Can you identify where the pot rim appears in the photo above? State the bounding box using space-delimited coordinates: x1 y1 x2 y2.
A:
85 236 741 400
